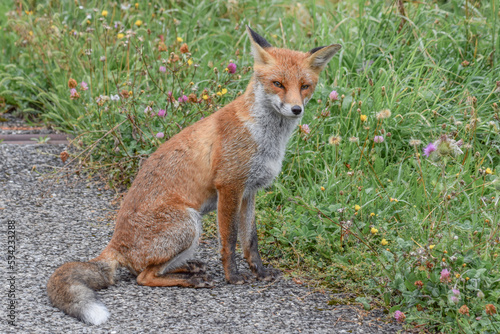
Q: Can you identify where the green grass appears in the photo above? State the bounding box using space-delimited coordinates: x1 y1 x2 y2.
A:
1 0 499 332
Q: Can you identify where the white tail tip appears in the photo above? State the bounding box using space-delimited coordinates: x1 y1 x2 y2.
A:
81 302 110 325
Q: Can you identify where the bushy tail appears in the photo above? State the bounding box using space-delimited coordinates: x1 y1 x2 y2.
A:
47 253 119 325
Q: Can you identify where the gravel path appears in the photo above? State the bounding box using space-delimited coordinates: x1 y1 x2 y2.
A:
0 117 403 333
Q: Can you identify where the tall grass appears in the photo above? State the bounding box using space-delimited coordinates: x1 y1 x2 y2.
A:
1 0 499 331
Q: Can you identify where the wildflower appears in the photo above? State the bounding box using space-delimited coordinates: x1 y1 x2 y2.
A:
188 59 193 66
477 291 485 299
110 94 120 101
177 37 183 43
157 109 166 117
423 143 436 157
100 56 106 62
156 132 164 138
227 62 237 74
370 227 378 234
451 296 459 304
68 78 77 89
440 269 451 283
135 20 143 27
121 3 131 10
409 139 422 146
101 10 108 17
117 33 125 39
459 305 470 316
79 81 88 91
202 94 208 100
328 135 341 145
320 186 325 191
381 239 388 246
452 289 460 296
159 66 167 73
349 136 359 143
485 168 493 175
329 90 339 101
370 212 375 217
180 43 189 54
70 88 80 100
221 88 228 95
178 95 188 103
60 151 69 163
374 135 384 143
300 124 310 135
187 93 198 103
414 281 424 289
394 311 406 323
120 90 129 99
135 3 139 9
354 205 361 211
486 304 497 316
376 109 391 120
144 106 152 114
429 245 435 250
360 114 367 122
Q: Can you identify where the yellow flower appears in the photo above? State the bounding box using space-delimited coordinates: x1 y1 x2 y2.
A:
370 227 378 234
485 168 493 175
381 239 388 246
87 20 91 25
354 205 361 211
455 274 460 278
202 94 208 100
221 88 228 95
25 10 33 15
117 33 125 39
370 212 375 217
360 114 367 122
135 3 139 9
188 59 193 66
429 245 435 250
466 277 469 281
216 92 222 96
128 90 132 96
101 10 108 17
135 20 143 27
29 31 33 36
320 186 325 191
177 37 183 43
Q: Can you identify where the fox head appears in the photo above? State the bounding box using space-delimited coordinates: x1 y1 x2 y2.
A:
246 26 341 119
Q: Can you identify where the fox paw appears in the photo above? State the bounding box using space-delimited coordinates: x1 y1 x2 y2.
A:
226 272 253 285
190 275 214 288
186 260 207 274
255 267 280 282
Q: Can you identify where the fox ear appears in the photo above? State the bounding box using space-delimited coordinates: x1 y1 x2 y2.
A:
246 26 275 65
306 44 342 72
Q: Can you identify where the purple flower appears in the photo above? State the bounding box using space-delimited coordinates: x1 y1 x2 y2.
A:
80 81 88 91
70 88 80 100
452 289 460 296
374 135 384 143
300 124 310 134
423 143 436 157
156 132 164 138
440 269 451 282
329 90 339 101
144 106 152 114
157 109 166 117
227 62 237 74
394 311 406 322
178 95 188 103
159 66 166 73
451 296 459 304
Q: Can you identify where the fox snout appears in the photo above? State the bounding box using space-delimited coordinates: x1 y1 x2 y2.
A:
291 105 303 115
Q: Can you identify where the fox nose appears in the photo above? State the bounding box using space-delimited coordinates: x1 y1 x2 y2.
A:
291 105 302 115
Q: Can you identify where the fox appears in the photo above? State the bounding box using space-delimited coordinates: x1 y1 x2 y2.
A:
47 26 341 325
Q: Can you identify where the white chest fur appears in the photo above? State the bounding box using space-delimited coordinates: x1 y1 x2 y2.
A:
244 88 300 193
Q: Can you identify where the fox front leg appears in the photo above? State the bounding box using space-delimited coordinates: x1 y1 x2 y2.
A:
216 187 252 284
239 194 280 281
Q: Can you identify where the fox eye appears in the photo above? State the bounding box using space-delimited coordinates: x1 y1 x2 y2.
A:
301 85 310 90
273 81 284 89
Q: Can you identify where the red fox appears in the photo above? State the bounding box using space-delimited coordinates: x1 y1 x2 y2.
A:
47 26 341 325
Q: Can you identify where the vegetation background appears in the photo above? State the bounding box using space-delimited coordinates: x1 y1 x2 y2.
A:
1 0 499 332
